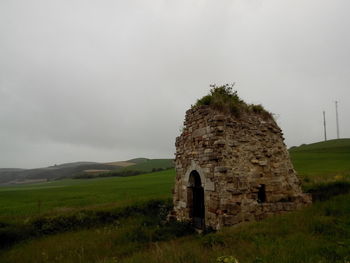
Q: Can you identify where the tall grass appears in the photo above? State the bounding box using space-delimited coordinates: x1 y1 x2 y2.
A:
121 193 350 263
0 199 173 249
0 199 194 263
1 193 349 263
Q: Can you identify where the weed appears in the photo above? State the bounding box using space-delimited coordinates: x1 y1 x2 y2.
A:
194 84 273 119
200 234 226 248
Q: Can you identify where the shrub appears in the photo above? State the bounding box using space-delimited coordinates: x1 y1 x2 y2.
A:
194 84 272 119
197 94 212 106
307 181 350 202
0 224 35 248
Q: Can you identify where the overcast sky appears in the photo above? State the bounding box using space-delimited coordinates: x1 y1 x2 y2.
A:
1 0 349 168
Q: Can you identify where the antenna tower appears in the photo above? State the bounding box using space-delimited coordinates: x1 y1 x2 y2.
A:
335 101 340 139
323 111 327 141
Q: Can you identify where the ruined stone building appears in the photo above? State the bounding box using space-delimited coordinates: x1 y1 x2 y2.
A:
172 87 311 230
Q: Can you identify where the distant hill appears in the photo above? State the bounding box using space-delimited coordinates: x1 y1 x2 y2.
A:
123 159 174 172
127 158 150 164
104 161 135 167
0 168 25 172
289 138 350 180
47 162 98 169
74 159 175 179
0 162 120 185
0 158 174 185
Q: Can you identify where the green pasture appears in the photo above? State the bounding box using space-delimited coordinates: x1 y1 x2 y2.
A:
0 170 175 219
289 139 350 185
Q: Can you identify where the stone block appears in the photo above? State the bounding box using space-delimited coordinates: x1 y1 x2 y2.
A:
223 215 241 225
213 115 226 121
204 148 213 154
214 166 228 173
258 160 268 166
205 180 215 191
226 203 241 214
192 127 207 138
214 139 226 146
251 159 259 164
179 201 186 208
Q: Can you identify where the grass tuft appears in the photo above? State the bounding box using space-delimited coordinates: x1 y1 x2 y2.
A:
194 84 273 119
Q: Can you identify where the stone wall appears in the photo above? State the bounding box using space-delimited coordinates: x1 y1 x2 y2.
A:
172 105 311 230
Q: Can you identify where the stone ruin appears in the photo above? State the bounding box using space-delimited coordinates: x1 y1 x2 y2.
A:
171 101 311 230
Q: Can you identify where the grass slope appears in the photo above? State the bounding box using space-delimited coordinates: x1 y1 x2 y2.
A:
289 139 350 186
123 159 174 172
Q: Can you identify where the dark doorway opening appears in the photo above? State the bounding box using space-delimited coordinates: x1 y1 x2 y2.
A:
188 170 205 229
258 184 266 203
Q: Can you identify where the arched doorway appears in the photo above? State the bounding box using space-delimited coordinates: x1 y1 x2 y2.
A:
187 170 205 229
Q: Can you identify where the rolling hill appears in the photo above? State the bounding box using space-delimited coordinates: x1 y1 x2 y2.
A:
0 158 174 185
289 138 350 180
123 158 174 172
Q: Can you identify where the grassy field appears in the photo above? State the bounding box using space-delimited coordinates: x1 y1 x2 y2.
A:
0 170 175 220
0 139 349 263
289 139 350 188
1 192 349 263
1 139 348 219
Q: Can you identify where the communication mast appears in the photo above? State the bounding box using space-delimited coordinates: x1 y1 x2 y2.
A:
335 101 340 139
323 111 327 141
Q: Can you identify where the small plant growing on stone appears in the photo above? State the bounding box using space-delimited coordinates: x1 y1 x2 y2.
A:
194 84 273 119
195 83 244 116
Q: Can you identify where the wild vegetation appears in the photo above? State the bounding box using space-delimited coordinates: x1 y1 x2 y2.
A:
0 139 349 262
194 84 273 119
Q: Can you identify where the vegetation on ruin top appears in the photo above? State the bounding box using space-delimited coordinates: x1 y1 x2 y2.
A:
194 84 273 119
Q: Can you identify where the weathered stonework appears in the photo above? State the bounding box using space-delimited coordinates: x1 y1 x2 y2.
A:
171 105 311 230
